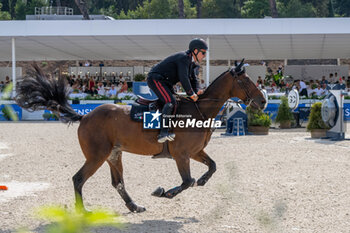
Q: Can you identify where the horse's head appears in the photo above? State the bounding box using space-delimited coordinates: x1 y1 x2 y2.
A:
229 59 266 109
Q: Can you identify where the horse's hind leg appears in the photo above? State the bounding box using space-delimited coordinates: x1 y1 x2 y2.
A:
191 150 216 186
72 159 106 212
107 146 146 213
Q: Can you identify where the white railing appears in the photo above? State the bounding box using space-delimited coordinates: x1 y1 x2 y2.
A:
35 7 73 15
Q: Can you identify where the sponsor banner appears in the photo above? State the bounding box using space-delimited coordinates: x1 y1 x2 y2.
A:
71 104 101 115
0 104 22 120
2 103 350 122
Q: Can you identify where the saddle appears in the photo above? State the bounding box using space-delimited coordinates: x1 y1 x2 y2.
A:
130 95 161 122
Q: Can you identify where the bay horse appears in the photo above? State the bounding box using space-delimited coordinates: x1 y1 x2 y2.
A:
15 61 266 213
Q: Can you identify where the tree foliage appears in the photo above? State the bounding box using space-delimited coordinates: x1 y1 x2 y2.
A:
0 0 349 19
0 3 10 20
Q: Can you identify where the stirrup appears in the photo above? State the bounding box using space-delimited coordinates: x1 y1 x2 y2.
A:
166 133 175 141
157 134 168 143
157 133 175 143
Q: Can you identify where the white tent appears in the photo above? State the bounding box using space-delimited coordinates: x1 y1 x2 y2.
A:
1 18 350 90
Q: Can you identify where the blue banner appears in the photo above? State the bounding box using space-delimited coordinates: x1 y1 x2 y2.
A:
0 104 22 120
2 102 350 121
71 104 102 115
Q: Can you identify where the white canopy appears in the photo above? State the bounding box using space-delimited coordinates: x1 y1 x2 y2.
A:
1 18 350 61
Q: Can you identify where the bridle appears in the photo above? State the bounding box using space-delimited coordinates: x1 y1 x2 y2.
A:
229 68 255 108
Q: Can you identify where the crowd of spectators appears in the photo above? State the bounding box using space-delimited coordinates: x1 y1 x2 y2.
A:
67 74 131 98
257 69 350 98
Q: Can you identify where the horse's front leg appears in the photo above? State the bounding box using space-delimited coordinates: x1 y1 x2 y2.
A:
191 150 216 186
152 154 195 198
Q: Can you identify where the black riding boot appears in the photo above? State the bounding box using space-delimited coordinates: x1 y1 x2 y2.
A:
158 103 176 143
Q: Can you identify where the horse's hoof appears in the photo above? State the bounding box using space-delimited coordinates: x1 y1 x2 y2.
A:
75 205 92 214
151 187 165 197
196 178 206 186
126 201 146 213
135 205 146 213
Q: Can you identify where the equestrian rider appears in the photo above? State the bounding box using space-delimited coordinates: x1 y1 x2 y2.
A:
147 38 208 143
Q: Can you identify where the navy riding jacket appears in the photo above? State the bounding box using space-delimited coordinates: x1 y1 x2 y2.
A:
149 51 195 96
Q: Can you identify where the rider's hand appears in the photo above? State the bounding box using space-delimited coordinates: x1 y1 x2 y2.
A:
190 94 198 102
197 90 204 95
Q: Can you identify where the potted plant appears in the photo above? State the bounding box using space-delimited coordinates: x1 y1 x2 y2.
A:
307 102 330 138
246 106 272 135
133 73 146 82
275 96 294 128
43 112 51 120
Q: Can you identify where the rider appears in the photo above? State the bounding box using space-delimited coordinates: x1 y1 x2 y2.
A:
147 38 208 143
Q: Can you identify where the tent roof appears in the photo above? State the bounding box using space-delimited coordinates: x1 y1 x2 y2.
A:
1 18 350 61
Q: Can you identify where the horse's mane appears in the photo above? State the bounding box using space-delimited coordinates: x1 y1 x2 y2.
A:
198 69 230 100
176 69 230 104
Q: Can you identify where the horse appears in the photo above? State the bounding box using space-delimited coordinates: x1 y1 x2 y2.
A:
15 61 266 213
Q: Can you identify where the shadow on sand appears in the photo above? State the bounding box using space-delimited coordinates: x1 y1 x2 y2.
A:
1 217 199 233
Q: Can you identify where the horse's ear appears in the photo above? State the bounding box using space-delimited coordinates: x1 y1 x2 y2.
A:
234 58 245 73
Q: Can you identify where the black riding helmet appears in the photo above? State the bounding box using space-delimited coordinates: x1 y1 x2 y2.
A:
189 38 208 52
189 38 208 62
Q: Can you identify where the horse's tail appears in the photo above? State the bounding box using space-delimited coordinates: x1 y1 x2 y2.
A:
15 64 83 124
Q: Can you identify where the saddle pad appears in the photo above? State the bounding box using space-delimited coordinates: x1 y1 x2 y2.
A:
130 103 149 122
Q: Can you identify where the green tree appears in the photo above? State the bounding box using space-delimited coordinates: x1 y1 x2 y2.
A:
26 0 48 15
118 0 195 19
334 0 350 17
242 0 270 18
0 0 10 12
0 2 10 20
202 0 241 18
269 0 278 17
15 0 26 20
278 0 316 17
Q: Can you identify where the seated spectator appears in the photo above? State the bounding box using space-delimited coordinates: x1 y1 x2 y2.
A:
321 84 329 95
108 84 117 97
120 80 128 93
71 80 81 93
313 85 324 96
320 76 328 86
89 86 98 96
338 78 346 90
97 82 105 96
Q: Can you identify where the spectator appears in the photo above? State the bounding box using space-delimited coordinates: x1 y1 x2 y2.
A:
108 85 117 97
5 76 10 84
71 80 81 93
97 82 105 96
329 73 334 84
334 72 339 82
256 76 263 86
89 86 98 96
120 80 128 93
338 78 346 90
298 80 308 97
321 84 329 95
313 84 324 96
320 76 328 86
88 77 95 91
